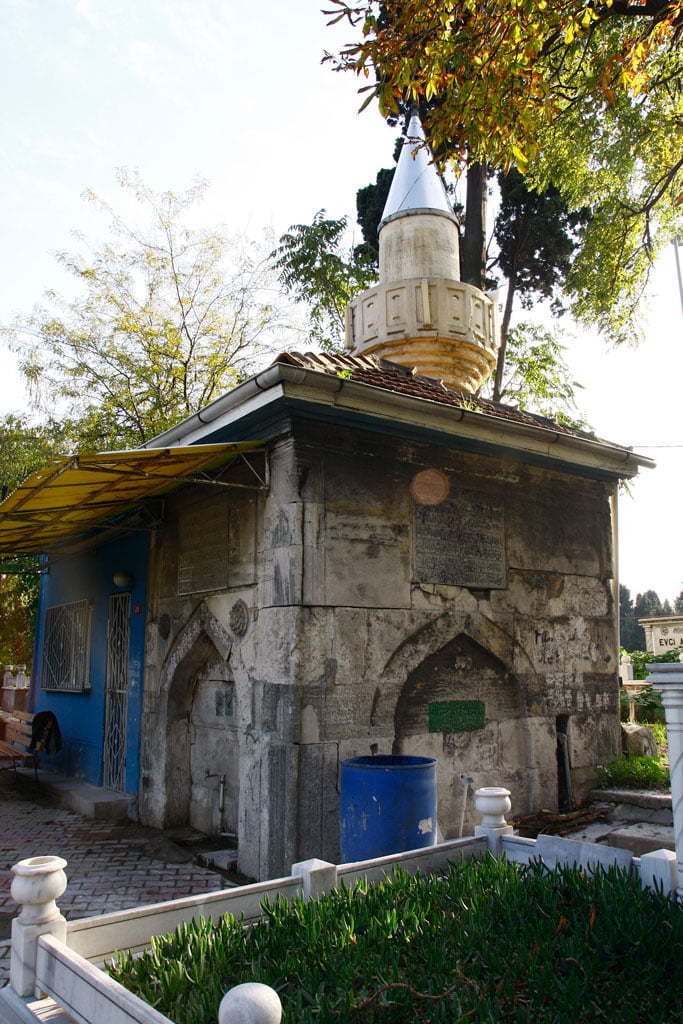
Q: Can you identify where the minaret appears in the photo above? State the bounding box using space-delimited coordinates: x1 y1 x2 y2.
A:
346 114 498 392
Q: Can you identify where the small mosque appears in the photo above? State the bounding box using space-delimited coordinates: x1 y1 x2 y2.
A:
2 115 651 880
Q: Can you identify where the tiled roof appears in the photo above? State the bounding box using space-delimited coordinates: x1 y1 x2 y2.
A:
274 351 607 446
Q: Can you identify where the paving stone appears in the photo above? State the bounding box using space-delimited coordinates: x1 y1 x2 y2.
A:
0 774 227 987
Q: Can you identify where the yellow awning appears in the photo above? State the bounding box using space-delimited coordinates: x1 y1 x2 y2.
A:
0 442 264 555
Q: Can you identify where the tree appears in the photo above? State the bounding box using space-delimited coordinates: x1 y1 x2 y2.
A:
3 172 290 451
634 590 665 617
272 210 376 350
1 175 293 661
0 414 90 666
275 130 589 424
674 591 683 614
484 322 585 423
356 167 396 266
0 414 79 498
492 169 590 401
0 575 35 667
326 0 683 340
620 584 643 651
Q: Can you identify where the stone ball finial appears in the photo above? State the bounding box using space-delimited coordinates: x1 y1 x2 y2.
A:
218 983 282 1024
621 653 632 664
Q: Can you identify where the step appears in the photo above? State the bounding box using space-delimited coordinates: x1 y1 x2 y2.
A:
607 823 676 857
17 768 132 821
201 848 239 872
590 789 672 825
590 788 671 810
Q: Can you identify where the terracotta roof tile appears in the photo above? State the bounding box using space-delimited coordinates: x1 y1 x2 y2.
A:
274 351 607 445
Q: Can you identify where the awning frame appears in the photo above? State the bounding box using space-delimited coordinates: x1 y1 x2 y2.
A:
0 443 267 556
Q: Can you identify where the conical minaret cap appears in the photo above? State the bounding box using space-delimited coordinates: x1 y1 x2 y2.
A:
380 114 455 226
344 111 498 394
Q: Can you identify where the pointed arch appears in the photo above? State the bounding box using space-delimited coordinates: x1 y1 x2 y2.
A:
158 602 233 827
159 602 232 698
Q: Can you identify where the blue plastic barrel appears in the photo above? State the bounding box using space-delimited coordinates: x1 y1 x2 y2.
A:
340 754 437 862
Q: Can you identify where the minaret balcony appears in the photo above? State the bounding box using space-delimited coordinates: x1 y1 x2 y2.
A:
345 276 498 393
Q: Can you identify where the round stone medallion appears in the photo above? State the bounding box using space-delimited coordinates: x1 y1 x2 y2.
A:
409 468 451 506
229 599 250 637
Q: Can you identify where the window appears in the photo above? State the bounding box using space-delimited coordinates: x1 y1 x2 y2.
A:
42 600 92 692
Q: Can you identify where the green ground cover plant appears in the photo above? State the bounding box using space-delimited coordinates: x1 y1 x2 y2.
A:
625 649 682 682
110 858 683 1023
648 721 668 754
619 686 665 724
596 755 670 790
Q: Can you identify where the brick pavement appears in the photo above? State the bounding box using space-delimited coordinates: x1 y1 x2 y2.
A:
0 774 228 986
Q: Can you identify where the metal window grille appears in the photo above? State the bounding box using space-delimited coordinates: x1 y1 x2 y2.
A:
102 593 130 792
42 600 92 691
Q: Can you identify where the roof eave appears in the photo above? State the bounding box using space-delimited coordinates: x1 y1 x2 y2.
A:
144 363 654 479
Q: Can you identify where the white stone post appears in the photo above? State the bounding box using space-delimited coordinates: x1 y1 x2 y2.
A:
639 849 678 897
218 983 282 1024
291 858 338 900
9 856 68 997
3 665 14 687
474 787 513 855
15 664 28 689
620 653 636 722
647 662 683 897
620 653 634 682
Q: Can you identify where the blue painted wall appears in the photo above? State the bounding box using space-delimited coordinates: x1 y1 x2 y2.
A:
34 532 148 795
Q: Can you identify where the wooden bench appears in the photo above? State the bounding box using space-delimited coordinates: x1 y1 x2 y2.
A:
0 708 38 778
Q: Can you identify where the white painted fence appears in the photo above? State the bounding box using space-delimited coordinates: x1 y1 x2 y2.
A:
3 660 682 1024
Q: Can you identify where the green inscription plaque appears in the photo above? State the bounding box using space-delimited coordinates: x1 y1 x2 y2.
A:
428 700 485 733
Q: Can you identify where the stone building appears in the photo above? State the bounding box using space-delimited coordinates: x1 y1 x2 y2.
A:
0 116 653 880
638 616 683 653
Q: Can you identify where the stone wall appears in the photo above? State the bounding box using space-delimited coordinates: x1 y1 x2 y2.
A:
140 422 620 879
290 421 619 862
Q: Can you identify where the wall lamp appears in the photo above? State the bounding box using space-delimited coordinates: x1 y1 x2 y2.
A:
112 571 134 589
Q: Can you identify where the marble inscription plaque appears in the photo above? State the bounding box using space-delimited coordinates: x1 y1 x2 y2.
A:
178 496 256 595
178 498 229 595
413 491 506 588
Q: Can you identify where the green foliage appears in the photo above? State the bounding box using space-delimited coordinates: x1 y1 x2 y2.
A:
272 210 376 350
0 413 83 661
111 858 683 1023
596 756 670 791
355 166 395 264
328 0 683 343
625 648 682 682
619 587 683 654
647 721 668 755
483 322 586 424
619 584 644 652
494 169 590 316
620 685 665 725
0 574 36 666
3 171 287 450
0 414 78 494
534 70 683 343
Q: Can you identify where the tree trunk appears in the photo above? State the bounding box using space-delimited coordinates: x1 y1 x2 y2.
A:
460 162 487 289
492 276 516 403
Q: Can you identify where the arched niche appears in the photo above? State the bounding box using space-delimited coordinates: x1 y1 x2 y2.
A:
159 604 237 833
392 632 528 837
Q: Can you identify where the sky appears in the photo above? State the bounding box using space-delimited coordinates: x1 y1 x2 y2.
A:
2 0 682 602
